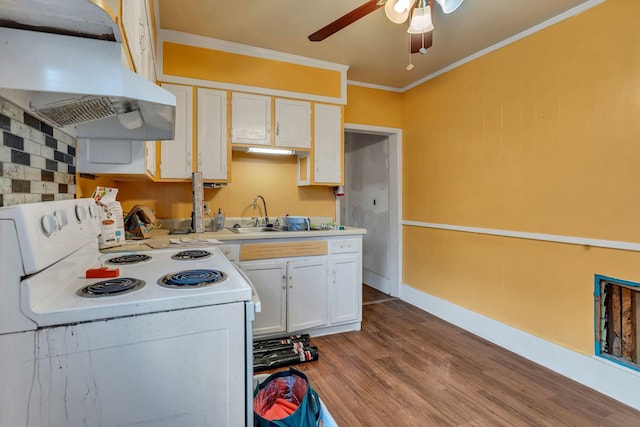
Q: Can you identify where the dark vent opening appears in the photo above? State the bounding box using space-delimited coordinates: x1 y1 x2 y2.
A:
595 275 639 371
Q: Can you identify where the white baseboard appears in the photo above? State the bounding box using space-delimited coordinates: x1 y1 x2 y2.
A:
400 284 640 411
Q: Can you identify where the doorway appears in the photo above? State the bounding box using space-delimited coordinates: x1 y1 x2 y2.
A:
340 123 402 297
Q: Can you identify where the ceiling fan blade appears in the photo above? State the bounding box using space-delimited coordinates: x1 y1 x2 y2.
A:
410 31 433 54
308 1 384 42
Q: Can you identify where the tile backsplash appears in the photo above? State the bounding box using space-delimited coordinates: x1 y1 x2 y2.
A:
0 96 76 207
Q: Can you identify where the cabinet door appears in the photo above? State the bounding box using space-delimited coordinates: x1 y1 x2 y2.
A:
231 93 271 146
78 139 145 174
145 140 156 177
287 258 328 332
160 83 193 179
275 99 311 149
329 254 362 324
313 104 343 184
197 88 227 180
240 260 287 336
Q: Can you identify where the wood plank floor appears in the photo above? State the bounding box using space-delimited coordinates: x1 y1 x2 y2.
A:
273 286 640 426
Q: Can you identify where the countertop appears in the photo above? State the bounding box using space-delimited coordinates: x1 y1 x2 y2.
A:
100 226 367 253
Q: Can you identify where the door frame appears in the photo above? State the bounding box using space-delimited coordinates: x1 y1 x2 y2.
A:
341 123 402 297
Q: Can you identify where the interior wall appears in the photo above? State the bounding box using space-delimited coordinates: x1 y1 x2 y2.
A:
78 151 335 219
345 85 403 129
344 132 391 293
401 0 640 355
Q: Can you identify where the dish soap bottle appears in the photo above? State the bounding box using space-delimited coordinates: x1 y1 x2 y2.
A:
214 208 225 231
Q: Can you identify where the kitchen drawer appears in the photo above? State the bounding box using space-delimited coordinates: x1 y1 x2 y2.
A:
329 238 361 254
217 244 240 262
240 241 327 261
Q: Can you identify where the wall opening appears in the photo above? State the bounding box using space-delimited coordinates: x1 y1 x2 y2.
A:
595 275 640 371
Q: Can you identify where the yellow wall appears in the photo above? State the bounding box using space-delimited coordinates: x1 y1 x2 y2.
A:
345 85 403 128
163 42 342 99
402 0 640 354
78 152 335 219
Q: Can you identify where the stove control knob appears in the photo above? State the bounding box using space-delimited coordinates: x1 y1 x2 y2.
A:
55 210 69 229
75 205 88 223
41 214 59 237
88 204 99 219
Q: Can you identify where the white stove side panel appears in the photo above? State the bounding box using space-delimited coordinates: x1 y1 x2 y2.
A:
28 303 247 427
0 331 36 427
0 221 37 334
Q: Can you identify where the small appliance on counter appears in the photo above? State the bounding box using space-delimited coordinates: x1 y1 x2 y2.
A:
286 215 310 231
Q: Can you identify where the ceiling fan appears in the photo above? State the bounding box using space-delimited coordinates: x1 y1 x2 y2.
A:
308 0 464 55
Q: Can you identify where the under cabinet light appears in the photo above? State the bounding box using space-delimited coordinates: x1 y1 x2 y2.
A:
246 147 295 155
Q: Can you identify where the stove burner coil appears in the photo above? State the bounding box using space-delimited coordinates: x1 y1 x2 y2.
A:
77 278 146 298
158 269 227 289
171 250 213 261
106 254 152 265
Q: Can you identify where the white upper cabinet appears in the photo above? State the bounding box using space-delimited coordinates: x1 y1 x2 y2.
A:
231 93 271 145
197 88 228 180
275 99 311 149
313 104 343 185
121 0 156 82
145 139 156 177
159 83 193 179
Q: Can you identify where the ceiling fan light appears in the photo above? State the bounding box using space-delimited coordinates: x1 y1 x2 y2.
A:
385 0 416 24
407 5 434 34
436 0 464 14
394 0 411 13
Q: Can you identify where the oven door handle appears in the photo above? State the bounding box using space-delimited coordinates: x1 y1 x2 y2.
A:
234 264 261 313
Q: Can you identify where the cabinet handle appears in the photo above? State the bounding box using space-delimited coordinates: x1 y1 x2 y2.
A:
276 122 279 136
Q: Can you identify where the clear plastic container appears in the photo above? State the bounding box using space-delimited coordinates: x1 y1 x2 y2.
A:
213 209 225 231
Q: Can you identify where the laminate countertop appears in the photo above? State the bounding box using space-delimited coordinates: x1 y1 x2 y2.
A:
100 226 367 253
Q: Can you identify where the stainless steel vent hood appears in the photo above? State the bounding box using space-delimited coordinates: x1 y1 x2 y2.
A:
0 1 175 140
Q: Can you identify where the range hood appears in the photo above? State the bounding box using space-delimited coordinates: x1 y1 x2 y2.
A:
0 2 176 140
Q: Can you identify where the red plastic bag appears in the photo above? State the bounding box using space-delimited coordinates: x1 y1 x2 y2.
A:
254 368 321 427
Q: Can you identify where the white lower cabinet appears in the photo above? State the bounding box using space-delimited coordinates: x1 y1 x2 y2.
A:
240 260 287 336
240 258 327 336
329 253 361 324
287 258 328 331
238 236 362 338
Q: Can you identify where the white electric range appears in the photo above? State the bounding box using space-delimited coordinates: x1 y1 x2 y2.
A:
0 198 258 427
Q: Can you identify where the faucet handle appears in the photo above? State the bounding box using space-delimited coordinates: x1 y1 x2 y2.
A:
251 217 260 227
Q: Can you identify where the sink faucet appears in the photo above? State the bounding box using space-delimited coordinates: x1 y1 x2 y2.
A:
253 195 269 226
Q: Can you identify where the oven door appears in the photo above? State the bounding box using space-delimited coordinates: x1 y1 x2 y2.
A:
29 303 247 427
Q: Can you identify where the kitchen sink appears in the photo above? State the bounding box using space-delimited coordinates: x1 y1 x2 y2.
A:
226 225 334 233
226 226 278 233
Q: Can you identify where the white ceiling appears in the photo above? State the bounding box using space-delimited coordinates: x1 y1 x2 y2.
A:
156 0 599 90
